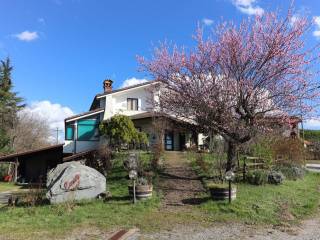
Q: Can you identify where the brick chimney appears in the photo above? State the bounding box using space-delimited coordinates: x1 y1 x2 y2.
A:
103 79 113 93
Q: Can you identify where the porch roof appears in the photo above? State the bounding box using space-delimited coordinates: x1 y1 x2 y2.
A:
0 144 64 163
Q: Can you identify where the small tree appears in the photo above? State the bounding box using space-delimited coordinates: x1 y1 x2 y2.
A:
9 112 52 153
139 9 320 171
100 114 148 151
0 58 24 153
135 131 149 149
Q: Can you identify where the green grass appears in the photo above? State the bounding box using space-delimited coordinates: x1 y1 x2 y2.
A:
0 182 22 192
199 172 320 225
0 152 161 239
187 151 320 225
1 151 320 239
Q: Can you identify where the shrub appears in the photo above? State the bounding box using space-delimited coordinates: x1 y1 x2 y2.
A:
250 137 274 167
274 165 305 180
99 114 148 151
246 169 268 185
272 138 306 165
0 163 10 180
137 177 150 186
268 170 285 185
85 144 113 175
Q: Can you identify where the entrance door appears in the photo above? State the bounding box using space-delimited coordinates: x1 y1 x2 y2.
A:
165 132 174 151
179 133 186 151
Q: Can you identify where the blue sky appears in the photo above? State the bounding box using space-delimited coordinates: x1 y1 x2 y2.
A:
1 0 320 133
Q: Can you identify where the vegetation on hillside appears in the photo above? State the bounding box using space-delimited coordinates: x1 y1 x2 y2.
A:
301 129 320 142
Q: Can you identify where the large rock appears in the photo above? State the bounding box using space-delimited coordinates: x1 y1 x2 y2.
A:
46 161 106 204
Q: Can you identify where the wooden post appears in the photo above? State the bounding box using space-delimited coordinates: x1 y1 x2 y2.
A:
14 157 19 183
133 179 136 204
228 180 232 204
243 157 246 181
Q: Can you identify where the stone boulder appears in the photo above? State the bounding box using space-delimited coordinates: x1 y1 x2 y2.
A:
46 161 106 204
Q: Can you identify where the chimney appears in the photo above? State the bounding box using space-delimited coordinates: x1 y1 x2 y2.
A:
103 79 113 93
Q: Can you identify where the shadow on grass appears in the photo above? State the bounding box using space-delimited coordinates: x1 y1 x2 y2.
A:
107 195 131 202
182 196 211 205
159 172 201 180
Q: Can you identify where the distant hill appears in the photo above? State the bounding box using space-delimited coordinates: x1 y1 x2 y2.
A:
301 130 320 142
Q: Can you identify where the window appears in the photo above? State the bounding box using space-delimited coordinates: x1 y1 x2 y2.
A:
77 118 100 141
65 123 74 140
127 98 138 111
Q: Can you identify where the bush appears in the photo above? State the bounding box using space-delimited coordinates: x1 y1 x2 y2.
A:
249 137 274 167
268 170 285 185
246 169 268 185
274 165 305 180
272 138 306 165
0 163 10 180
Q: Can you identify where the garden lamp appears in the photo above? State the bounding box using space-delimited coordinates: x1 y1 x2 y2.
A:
129 170 138 204
225 171 235 203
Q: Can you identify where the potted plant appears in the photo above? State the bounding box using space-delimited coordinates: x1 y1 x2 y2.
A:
128 176 153 200
207 182 237 201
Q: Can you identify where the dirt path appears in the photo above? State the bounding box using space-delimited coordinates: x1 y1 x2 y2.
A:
157 151 205 208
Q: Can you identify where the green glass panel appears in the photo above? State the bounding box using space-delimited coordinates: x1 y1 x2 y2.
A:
77 118 99 141
78 119 99 125
66 126 74 140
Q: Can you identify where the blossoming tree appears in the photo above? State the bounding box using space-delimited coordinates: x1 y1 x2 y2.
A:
139 11 320 171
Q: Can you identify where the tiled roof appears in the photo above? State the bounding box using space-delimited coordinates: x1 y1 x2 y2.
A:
96 80 158 98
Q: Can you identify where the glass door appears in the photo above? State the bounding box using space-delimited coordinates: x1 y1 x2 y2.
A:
165 132 174 151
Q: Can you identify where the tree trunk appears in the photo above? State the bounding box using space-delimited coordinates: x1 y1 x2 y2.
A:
226 141 237 171
209 130 214 153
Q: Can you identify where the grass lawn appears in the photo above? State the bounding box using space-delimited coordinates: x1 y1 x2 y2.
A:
0 151 319 239
0 182 22 192
187 151 320 225
199 172 320 225
0 152 161 240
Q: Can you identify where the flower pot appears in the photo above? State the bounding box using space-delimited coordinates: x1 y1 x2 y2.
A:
128 185 153 200
208 185 237 201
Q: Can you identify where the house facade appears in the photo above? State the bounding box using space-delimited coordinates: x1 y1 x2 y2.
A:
63 80 203 154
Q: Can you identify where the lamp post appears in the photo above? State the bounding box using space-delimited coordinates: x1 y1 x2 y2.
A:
129 170 137 204
225 171 235 204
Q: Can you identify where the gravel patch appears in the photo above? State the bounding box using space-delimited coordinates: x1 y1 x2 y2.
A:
129 218 320 240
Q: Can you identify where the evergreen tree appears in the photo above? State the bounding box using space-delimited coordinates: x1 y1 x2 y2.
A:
0 58 24 153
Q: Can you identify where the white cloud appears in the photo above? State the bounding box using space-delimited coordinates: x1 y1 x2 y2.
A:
202 18 214 26
13 31 39 42
232 0 264 16
313 16 320 38
38 18 45 25
304 118 320 130
290 15 299 26
21 101 75 143
121 77 149 88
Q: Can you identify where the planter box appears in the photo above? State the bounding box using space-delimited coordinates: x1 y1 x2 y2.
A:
128 185 153 200
209 185 237 201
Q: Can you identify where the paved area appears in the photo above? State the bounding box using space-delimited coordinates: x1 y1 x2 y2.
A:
306 164 320 172
0 191 11 205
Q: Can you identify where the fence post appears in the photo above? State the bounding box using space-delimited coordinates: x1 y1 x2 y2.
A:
243 156 246 181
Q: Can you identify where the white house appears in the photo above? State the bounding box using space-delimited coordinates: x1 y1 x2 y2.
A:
63 80 203 154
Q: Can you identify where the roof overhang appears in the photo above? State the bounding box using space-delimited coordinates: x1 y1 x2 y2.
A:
65 108 105 122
